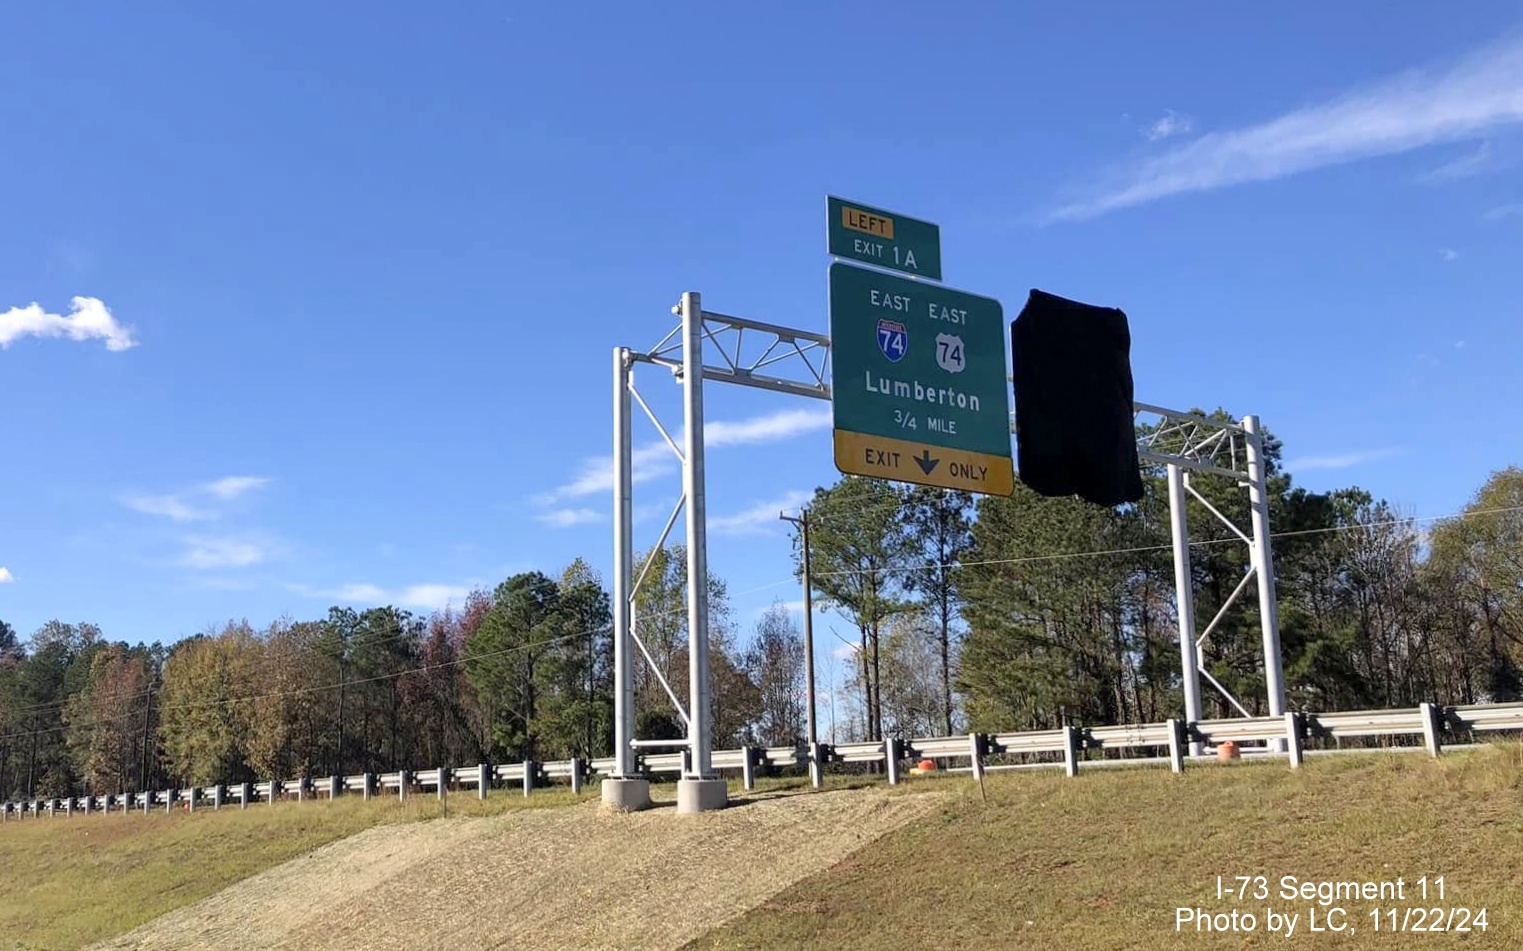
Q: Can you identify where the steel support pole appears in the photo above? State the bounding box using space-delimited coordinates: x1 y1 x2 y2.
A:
680 291 715 783
801 510 818 750
1166 464 1204 756
1243 415 1287 746
612 347 636 778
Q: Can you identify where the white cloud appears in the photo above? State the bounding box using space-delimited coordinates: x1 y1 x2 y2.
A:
538 407 831 505
204 476 271 500
124 494 214 522
1439 247 1460 261
1417 140 1500 182
332 583 387 602
122 475 272 521
0 567 13 584
0 297 136 351
1285 447 1402 471
1046 34 1523 222
542 441 677 505
1482 202 1523 220
753 599 808 620
535 507 605 528
831 643 859 660
1145 110 1195 141
396 584 474 611
178 536 269 569
314 581 473 612
704 408 832 447
710 490 813 537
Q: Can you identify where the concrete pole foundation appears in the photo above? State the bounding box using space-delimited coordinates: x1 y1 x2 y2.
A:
676 778 727 814
600 778 651 812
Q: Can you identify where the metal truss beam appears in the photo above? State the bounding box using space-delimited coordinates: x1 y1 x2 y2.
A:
612 302 1288 809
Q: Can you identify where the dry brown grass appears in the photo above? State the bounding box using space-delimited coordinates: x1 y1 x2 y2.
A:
11 748 1522 951
82 784 942 951
687 743 1523 950
0 787 592 951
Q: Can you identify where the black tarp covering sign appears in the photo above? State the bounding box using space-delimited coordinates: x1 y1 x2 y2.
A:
1010 289 1144 507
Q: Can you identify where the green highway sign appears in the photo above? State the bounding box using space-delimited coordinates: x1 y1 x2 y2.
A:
827 196 942 281
828 262 1012 495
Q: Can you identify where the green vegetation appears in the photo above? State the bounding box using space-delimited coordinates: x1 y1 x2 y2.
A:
690 744 1523 950
1 438 1518 820
801 449 1523 739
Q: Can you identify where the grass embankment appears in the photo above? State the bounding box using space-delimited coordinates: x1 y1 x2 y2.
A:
0 774 867 951
690 744 1523 950
0 786 592 951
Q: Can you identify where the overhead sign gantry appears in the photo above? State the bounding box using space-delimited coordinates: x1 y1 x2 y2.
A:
603 195 1287 815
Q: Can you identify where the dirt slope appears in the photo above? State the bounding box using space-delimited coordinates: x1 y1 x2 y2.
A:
88 787 939 951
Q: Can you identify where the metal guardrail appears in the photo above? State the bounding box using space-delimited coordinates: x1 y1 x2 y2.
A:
5 702 1521 822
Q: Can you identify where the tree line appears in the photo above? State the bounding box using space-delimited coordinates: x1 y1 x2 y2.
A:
0 556 808 800
1 411 1518 799
803 413 1522 739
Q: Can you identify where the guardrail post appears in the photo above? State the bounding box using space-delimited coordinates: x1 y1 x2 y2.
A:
271 779 281 807
363 773 375 801
1284 712 1303 769
1166 718 1185 773
143 791 152 816
969 733 986 784
570 758 584 794
437 767 449 801
83 796 91 817
329 775 340 801
398 770 408 802
884 737 900 786
522 761 535 798
1063 725 1080 778
809 742 826 789
213 785 223 810
241 782 251 810
189 788 198 813
65 798 73 818
740 747 756 792
1420 702 1443 757
477 763 489 800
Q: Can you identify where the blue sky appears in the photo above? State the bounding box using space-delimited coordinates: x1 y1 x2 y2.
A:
3 2 1522 658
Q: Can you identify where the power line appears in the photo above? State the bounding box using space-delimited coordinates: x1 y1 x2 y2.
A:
790 501 1523 583
8 498 1520 742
